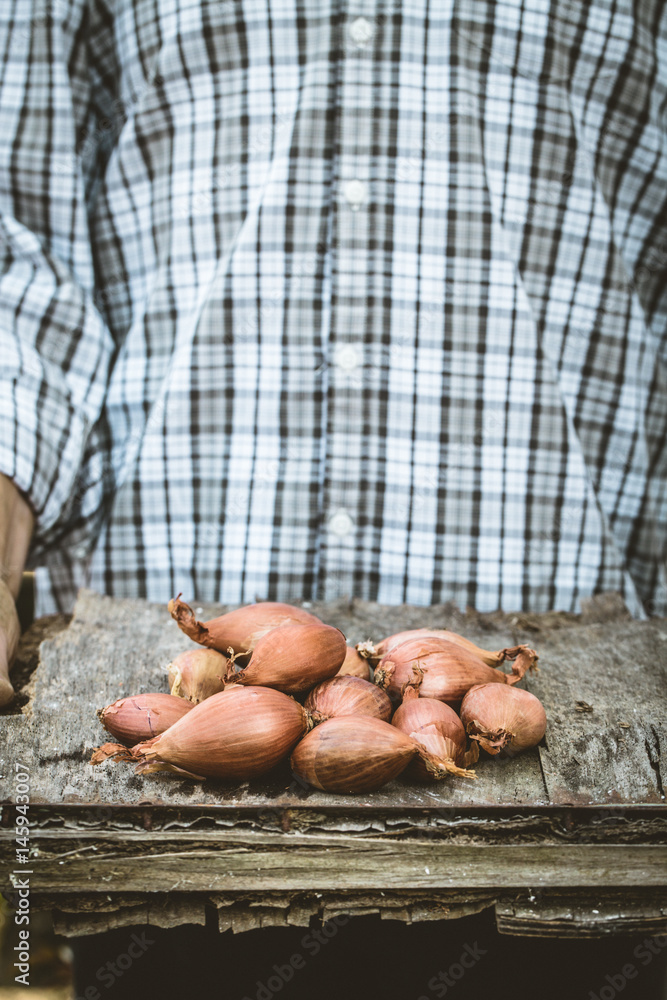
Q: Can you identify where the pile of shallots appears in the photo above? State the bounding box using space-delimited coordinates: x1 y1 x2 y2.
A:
91 598 547 794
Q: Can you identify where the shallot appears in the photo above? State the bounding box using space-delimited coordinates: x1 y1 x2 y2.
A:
305 675 392 724
376 637 537 707
290 716 453 793
92 685 309 780
337 646 372 680
168 596 321 659
358 627 534 667
228 622 346 694
392 697 477 780
97 693 194 745
168 648 227 703
460 683 547 756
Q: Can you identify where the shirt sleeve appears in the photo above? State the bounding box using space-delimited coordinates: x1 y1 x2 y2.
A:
0 0 117 541
575 1 667 358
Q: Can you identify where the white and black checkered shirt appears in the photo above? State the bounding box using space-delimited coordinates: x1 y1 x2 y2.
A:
1 0 666 616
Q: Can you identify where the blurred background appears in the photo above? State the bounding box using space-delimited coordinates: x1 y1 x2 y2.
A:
0 897 72 997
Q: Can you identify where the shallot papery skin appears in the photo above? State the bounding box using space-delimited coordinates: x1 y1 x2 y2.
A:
392 697 466 752
97 693 194 745
406 723 477 780
337 646 371 680
230 622 346 695
92 686 309 780
359 628 534 667
168 648 227 703
392 698 477 780
290 716 446 793
460 683 547 756
377 636 537 707
305 676 392 724
168 596 321 656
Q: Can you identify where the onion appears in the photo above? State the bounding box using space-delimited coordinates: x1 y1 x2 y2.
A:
392 698 477 780
460 683 547 756
359 628 534 668
337 646 371 680
376 637 537 707
97 693 194 745
168 648 227 703
228 622 346 695
168 596 321 659
91 686 309 780
290 716 452 793
305 676 392 724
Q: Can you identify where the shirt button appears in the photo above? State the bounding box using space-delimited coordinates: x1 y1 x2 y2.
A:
328 510 355 538
343 179 367 209
348 17 374 48
334 343 361 372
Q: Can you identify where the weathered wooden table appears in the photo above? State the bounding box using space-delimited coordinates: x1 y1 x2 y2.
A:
0 590 665 939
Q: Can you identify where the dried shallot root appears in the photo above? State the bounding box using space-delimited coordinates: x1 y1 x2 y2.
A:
226 621 346 695
337 645 372 680
91 685 310 780
167 648 227 703
460 683 547 757
168 595 321 660
290 716 455 794
97 693 195 745
357 627 536 668
392 696 477 780
305 675 392 725
375 636 538 707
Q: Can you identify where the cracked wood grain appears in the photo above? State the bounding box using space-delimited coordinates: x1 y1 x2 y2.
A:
13 836 667 892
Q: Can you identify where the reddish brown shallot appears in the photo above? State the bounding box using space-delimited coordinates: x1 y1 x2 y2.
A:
227 622 346 695
168 595 321 659
167 648 227 703
97 693 194 745
337 646 372 680
460 684 547 757
376 637 538 707
358 627 534 667
290 716 455 794
392 697 478 780
91 686 309 780
305 675 392 724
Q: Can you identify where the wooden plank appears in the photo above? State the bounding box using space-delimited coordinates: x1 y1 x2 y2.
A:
495 890 667 937
8 834 666 892
532 620 667 804
0 589 665 809
0 590 547 807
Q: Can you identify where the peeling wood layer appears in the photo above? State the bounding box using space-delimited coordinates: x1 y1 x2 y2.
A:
2 805 666 845
31 889 667 940
494 889 667 938
43 889 497 937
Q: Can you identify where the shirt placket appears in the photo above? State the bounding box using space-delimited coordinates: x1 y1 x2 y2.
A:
319 4 380 599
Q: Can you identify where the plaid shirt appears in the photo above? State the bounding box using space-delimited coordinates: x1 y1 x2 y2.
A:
1 0 666 617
